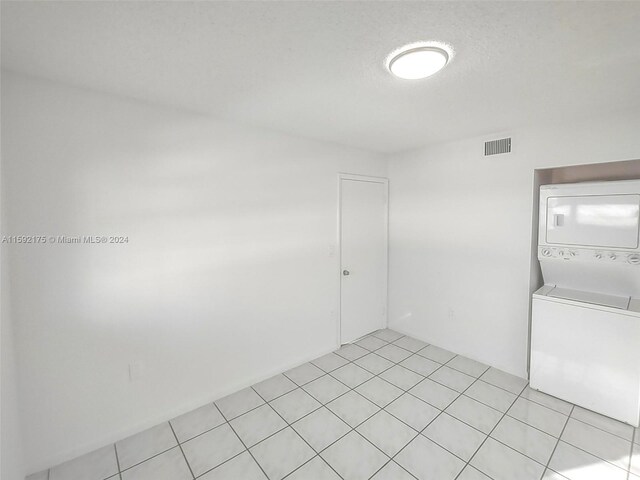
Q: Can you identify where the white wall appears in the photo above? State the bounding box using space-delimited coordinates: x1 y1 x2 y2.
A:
1 71 386 474
388 113 640 378
1 157 25 480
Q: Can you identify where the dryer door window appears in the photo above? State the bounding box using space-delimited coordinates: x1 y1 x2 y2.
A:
546 194 640 248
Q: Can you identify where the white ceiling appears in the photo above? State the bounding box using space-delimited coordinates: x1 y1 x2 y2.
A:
2 1 640 153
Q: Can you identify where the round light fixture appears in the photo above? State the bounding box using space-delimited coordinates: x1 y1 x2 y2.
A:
388 46 449 80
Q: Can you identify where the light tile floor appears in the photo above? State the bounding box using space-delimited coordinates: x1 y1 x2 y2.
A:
28 329 640 480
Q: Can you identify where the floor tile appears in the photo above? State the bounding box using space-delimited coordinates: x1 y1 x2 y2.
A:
375 344 413 363
479 368 527 395
457 465 493 480
508 397 568 437
631 443 639 476
380 365 424 390
418 345 456 364
492 415 557 464
356 410 417 456
170 403 225 443
216 387 265 420
198 451 267 480
49 444 118 480
429 366 475 392
253 374 297 402
116 423 177 470
409 378 459 409
520 386 573 415
356 335 388 352
570 406 635 440
370 461 416 480
230 404 287 447
330 363 373 388
181 423 245 476
560 418 631 470
372 329 403 342
250 427 315 480
321 431 388 480
286 456 341 480
385 393 440 431
393 336 428 352
335 343 370 361
465 380 517 412
311 353 349 373
423 413 486 461
120 447 191 480
446 395 503 434
26 472 49 480
292 407 350 452
548 441 628 480
400 355 440 376
284 363 325 386
471 437 545 480
355 377 403 407
270 388 321 423
303 374 349 404
326 390 380 427
355 353 395 375
446 355 489 377
542 469 570 480
395 434 465 480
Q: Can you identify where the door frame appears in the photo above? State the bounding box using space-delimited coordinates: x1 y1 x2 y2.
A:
337 173 390 346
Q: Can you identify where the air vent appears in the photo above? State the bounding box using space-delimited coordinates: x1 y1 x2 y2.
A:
484 137 511 156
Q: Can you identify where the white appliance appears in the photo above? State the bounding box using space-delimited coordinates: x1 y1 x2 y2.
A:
530 179 640 427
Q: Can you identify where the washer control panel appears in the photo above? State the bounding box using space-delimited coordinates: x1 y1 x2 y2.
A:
539 247 640 265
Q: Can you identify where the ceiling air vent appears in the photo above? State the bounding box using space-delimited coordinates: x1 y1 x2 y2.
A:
484 137 511 156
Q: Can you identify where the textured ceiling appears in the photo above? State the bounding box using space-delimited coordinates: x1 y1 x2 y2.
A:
2 1 640 153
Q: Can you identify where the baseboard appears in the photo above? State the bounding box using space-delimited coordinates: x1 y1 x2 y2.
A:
27 343 338 475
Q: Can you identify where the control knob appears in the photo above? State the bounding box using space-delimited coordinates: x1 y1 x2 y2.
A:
609 253 617 260
541 248 552 257
628 254 640 265
594 252 602 259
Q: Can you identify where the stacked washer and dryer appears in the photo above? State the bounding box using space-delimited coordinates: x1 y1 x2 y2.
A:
530 179 640 427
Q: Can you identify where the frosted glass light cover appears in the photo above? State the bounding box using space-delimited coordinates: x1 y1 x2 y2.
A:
388 47 448 80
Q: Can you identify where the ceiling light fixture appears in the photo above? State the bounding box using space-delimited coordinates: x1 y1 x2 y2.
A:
387 44 450 80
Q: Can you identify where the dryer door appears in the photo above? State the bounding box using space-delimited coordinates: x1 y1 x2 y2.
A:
545 194 640 248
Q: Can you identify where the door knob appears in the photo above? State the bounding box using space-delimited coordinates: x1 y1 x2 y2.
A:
343 270 350 276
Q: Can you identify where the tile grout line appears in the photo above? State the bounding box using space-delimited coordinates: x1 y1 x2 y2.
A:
364 354 494 479
450 380 528 480
53 331 603 480
116 440 180 475
627 427 637 480
211 402 272 480
36 332 472 479
249 385 347 480
113 444 122 479
541 405 635 476
567 413 636 442
282 339 432 478
45 332 527 480
278 333 428 479
555 423 634 475
335 335 550 479
371 364 493 479
48 330 619 480
541 404 575 480
168 421 196 479
461 383 604 480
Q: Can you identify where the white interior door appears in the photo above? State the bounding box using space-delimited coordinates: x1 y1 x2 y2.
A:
340 175 388 344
